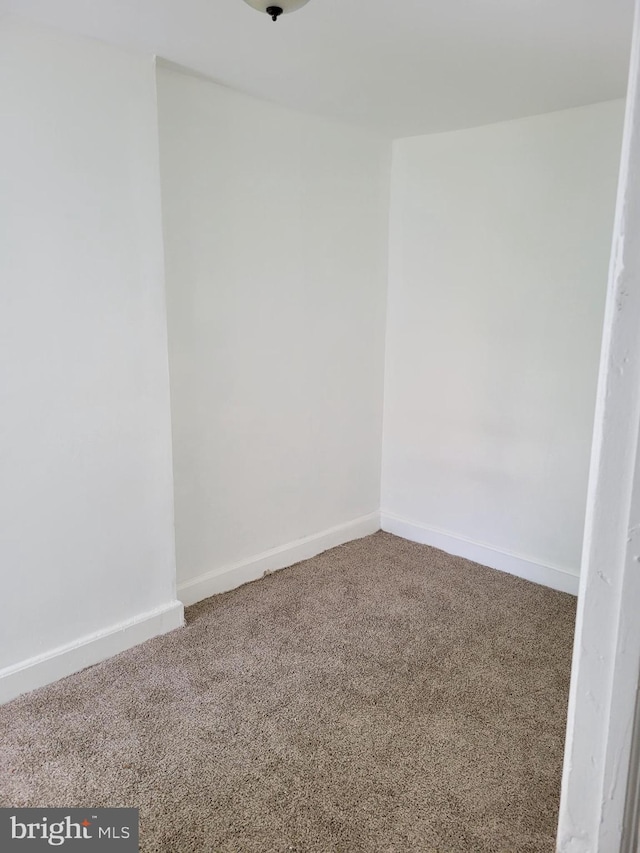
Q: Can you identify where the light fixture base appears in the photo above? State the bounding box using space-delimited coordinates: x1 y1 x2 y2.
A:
242 0 312 21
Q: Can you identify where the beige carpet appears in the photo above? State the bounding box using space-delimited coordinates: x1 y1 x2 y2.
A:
0 532 576 852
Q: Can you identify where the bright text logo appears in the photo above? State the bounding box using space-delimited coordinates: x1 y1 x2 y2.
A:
0 809 138 851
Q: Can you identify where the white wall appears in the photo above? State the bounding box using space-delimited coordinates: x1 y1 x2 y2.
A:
156 64 390 602
382 101 625 590
0 18 625 705
0 21 182 701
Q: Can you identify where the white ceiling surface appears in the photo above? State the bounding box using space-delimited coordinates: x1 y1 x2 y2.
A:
2 0 634 138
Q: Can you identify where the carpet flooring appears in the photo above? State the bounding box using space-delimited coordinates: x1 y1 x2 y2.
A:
0 532 576 852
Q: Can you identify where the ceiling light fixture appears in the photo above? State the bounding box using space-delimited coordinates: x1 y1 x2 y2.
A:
242 0 312 22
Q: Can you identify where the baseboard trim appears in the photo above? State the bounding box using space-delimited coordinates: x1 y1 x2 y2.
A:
0 600 184 705
381 512 579 595
178 512 381 606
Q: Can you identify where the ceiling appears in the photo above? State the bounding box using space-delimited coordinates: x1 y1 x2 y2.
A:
2 0 635 138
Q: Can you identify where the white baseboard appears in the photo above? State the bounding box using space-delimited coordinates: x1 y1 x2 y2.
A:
178 512 381 606
0 600 184 705
381 512 579 596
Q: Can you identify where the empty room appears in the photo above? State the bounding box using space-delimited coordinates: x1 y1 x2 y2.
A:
2 1 640 851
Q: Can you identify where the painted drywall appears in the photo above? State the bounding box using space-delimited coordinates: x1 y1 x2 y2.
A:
0 21 182 700
382 100 625 584
558 2 640 848
0 17 624 708
156 64 390 592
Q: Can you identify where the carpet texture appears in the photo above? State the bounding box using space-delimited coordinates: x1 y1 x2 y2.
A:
0 532 576 852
